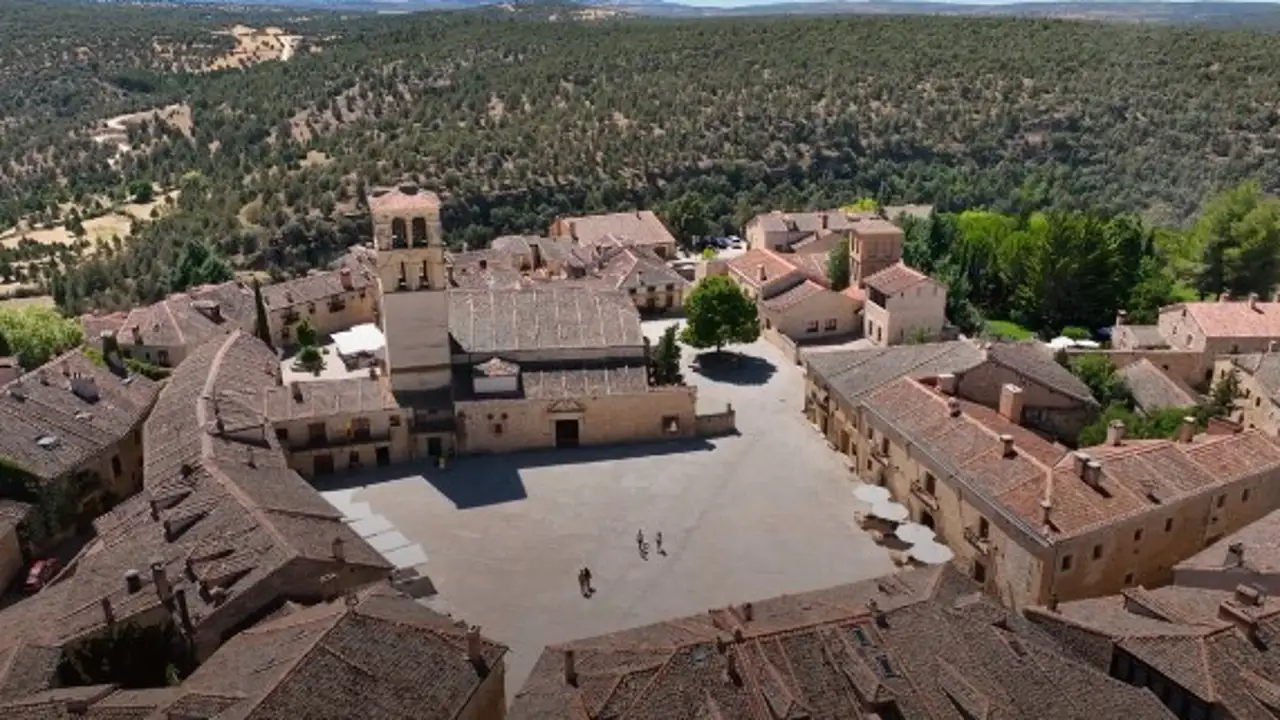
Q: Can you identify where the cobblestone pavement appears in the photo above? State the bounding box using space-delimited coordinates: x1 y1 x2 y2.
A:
324 321 894 703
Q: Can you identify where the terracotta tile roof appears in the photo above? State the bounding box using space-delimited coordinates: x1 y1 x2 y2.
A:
1117 359 1199 411
368 185 440 215
1176 508 1280 580
595 246 688 292
0 332 391 690
448 288 644 355
522 364 649 398
1113 324 1169 349
1030 584 1280 718
0 349 158 482
725 248 801 289
986 342 1096 405
554 210 676 248
119 282 255 352
787 252 831 286
261 264 376 310
511 565 1172 720
862 262 932 295
1177 300 1280 339
849 215 904 237
759 279 828 312
805 340 987 408
262 377 398 422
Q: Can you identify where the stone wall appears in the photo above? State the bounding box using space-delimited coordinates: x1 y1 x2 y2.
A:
695 404 737 437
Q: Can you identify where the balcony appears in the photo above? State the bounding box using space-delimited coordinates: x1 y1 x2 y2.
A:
963 526 992 555
910 480 939 511
302 430 389 450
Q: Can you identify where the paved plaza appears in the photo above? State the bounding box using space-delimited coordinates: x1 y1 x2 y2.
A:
317 320 894 702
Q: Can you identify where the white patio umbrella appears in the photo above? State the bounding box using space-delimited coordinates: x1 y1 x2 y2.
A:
1047 336 1075 350
909 541 956 565
870 501 910 523
894 522 936 545
854 484 892 504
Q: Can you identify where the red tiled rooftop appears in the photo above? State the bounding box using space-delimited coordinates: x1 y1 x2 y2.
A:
725 248 800 288
368 185 441 215
863 262 933 295
1181 300 1280 339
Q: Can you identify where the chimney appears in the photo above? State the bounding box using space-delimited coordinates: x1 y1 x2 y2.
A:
291 380 303 402
936 373 957 395
149 498 159 521
162 519 174 542
569 221 578 241
340 267 353 290
1084 460 1103 488
1071 451 1090 478
998 384 1024 424
1115 309 1127 327
742 602 753 622
101 597 115 627
151 560 172 602
867 598 887 627
124 569 142 594
1249 292 1260 311
1041 499 1053 527
1178 416 1197 443
332 536 346 562
1047 593 1060 612
1218 599 1261 639
756 264 767 283
564 649 577 685
726 648 742 685
479 258 488 271
465 625 483 665
1220 291 1231 303
1000 434 1015 458
1228 541 1246 568
1106 420 1126 446
131 325 142 344
821 213 829 230
1235 583 1264 606
174 587 193 632
368 366 379 380
948 397 961 418
1270 340 1278 355
446 265 455 286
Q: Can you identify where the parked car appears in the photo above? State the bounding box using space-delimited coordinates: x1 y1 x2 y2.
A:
23 558 60 593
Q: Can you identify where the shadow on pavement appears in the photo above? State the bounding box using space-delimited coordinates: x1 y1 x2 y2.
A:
314 438 716 510
691 351 777 386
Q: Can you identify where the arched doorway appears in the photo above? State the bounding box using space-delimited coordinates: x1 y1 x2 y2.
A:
411 217 428 245
919 511 936 530
391 218 408 247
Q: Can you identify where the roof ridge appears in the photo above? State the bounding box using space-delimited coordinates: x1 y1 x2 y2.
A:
161 294 186 345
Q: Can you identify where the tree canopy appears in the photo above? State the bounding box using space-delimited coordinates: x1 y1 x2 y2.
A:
681 276 760 352
0 306 84 370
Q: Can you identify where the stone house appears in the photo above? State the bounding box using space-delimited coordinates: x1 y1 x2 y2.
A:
112 281 257 368
1214 352 1280 434
0 501 30 594
0 346 158 548
859 262 948 346
264 375 413 479
1117 358 1200 414
954 342 1100 441
1028 582 1280 719
722 248 859 345
549 210 678 260
261 260 380 348
593 245 691 314
1173 507 1280 595
449 287 697 453
510 565 1173 720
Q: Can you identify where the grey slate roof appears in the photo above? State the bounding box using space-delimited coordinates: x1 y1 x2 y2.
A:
1117 359 1199 412
1231 352 1280 403
1174 507 1280 579
0 349 158 482
986 342 1097 405
119 281 255 351
448 287 644 355
805 340 987 408
512 565 1174 720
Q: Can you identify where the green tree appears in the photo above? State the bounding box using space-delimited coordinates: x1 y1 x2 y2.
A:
295 319 318 349
1077 405 1198 447
826 239 850 291
297 345 325 374
0 328 10 357
252 279 273 351
128 180 154 204
1067 354 1132 408
840 197 879 213
680 275 760 352
1205 368 1241 419
168 240 232 293
649 324 684 386
1192 181 1280 299
658 194 709 249
0 306 84 369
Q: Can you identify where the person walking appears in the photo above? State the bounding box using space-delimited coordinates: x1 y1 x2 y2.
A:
636 529 644 551
583 567 593 596
655 531 665 555
577 568 587 596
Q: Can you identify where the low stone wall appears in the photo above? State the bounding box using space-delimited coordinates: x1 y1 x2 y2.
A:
696 404 737 437
762 326 803 365
1064 348 1211 389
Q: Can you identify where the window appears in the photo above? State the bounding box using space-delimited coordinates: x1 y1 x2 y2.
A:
805 320 819 333
1061 555 1073 572
111 455 122 478
628 288 636 294
662 416 680 434
307 422 326 445
1134 528 1143 543
276 428 289 441
665 284 675 292
157 350 170 366
1216 494 1226 509
1093 544 1103 560
1243 488 1251 502
823 318 838 331
1257 397 1263 408
1124 572 1135 585
924 472 937 495
646 286 656 294
1165 518 1174 532
492 423 504 435
389 416 401 428
978 517 989 539
973 561 987 583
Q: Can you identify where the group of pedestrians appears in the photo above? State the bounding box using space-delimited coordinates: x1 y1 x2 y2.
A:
576 527 668 599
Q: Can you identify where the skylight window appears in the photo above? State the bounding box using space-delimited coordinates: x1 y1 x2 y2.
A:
35 435 61 450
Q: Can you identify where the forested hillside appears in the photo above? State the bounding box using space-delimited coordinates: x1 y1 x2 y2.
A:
4 1 1280 314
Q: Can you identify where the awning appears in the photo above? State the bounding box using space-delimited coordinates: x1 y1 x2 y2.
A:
332 323 386 356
